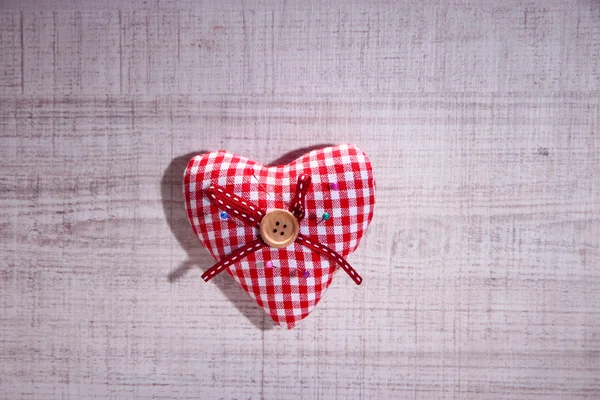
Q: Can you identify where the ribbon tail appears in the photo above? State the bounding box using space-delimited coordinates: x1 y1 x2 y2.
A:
296 233 363 285
202 239 267 282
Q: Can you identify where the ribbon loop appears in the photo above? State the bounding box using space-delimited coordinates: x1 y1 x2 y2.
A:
288 174 311 221
206 185 265 228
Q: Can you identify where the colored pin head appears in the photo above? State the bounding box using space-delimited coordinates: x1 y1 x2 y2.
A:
316 212 331 225
219 211 229 220
329 182 339 190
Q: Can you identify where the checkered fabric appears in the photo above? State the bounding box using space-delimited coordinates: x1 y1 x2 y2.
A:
183 144 375 329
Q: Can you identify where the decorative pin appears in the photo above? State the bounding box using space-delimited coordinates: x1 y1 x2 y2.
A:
301 269 310 278
317 212 331 225
219 211 229 220
329 182 339 190
265 261 273 268
252 173 273 199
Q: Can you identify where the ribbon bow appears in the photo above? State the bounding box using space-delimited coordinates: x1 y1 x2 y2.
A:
201 174 363 285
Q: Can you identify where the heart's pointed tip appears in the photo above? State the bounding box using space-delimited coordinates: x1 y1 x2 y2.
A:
271 321 297 330
271 314 303 330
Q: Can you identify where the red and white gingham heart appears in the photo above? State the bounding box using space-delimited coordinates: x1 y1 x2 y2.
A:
184 144 375 329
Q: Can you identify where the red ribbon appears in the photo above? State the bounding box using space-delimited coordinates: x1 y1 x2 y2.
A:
201 174 363 285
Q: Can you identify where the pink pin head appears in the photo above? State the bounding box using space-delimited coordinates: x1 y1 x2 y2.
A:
265 261 273 268
329 182 339 190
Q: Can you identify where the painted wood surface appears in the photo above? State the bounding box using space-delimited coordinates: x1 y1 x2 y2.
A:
1 1 599 399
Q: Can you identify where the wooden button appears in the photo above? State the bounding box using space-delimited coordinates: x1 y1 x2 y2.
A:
259 209 299 248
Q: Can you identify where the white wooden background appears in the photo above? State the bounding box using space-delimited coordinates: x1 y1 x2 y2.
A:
1 0 599 399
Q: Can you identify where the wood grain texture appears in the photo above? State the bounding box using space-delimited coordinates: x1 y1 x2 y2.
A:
1 1 599 399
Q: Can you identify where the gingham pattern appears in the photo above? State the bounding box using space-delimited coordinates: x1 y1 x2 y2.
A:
184 144 375 329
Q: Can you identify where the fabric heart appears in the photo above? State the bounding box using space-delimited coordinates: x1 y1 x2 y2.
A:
183 144 375 328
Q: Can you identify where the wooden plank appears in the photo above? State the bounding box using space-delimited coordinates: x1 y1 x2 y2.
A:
5 6 599 95
1 1 599 399
0 11 22 93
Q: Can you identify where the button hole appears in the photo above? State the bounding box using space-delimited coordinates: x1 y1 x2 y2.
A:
283 225 287 228
273 229 278 233
275 221 280 226
280 232 284 236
